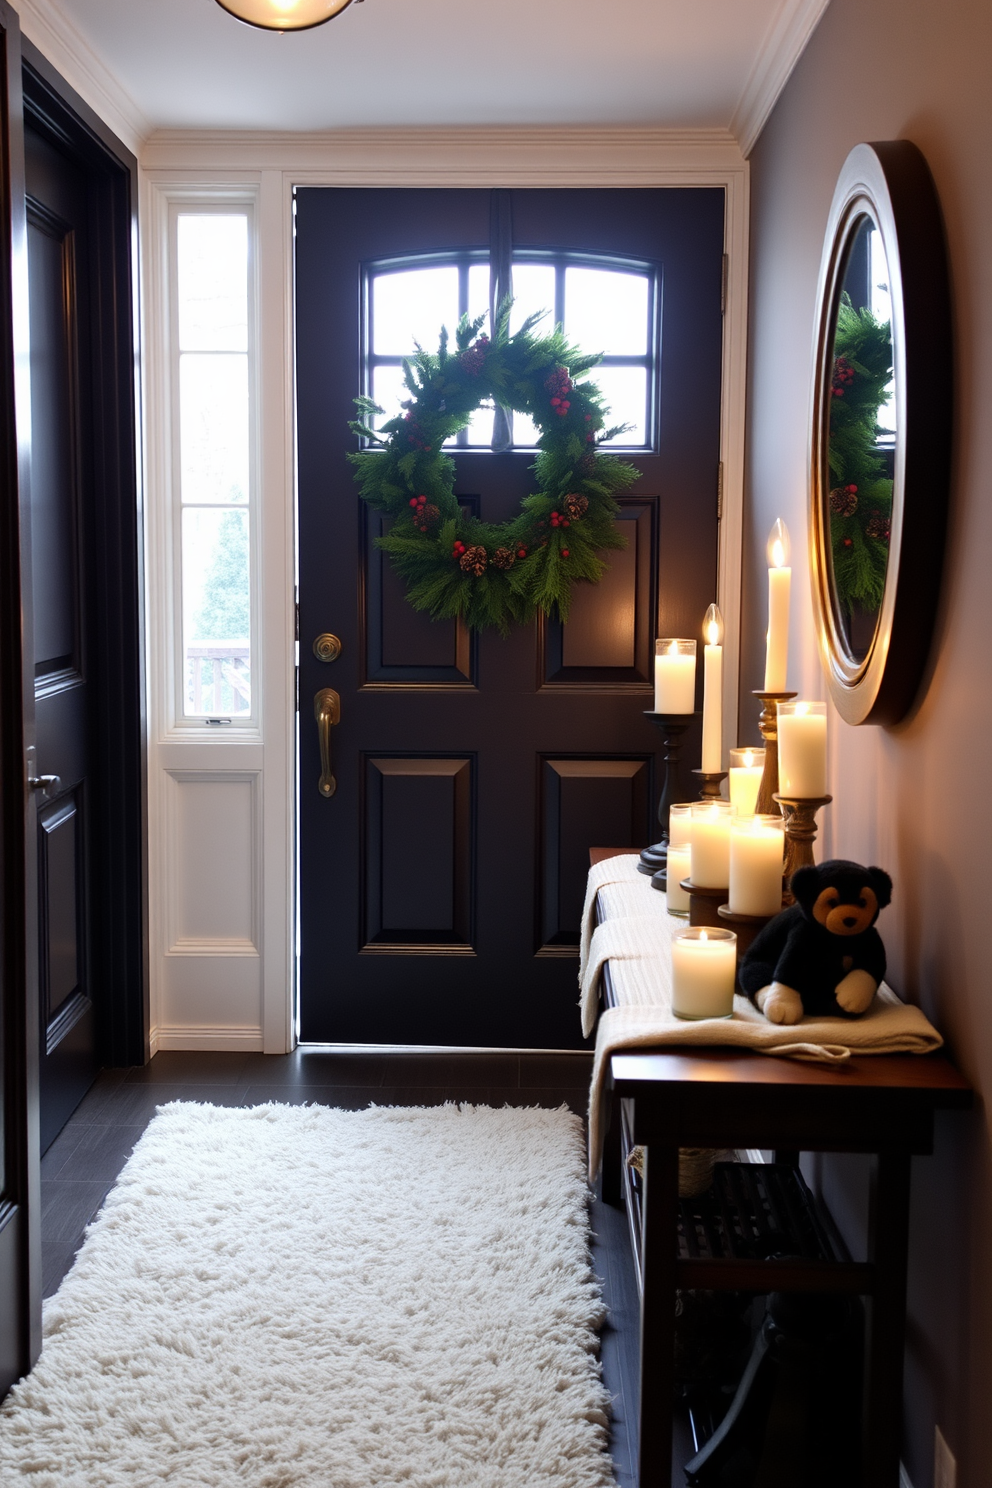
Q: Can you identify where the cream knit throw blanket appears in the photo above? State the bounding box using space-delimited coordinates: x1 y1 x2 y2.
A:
579 856 944 1179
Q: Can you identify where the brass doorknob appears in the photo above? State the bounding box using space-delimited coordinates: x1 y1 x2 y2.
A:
314 688 340 797
313 633 342 663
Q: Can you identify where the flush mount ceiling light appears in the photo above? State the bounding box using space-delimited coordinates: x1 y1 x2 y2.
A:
214 0 356 32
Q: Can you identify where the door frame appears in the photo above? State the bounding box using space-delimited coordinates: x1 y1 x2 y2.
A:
141 130 749 1052
22 41 146 1072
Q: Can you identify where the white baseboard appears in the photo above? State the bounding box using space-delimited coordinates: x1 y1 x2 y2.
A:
149 1025 264 1054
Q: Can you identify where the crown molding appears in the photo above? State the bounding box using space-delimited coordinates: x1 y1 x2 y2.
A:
140 125 746 178
15 0 149 152
731 0 830 157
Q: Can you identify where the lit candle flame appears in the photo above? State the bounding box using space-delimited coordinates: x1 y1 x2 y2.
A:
743 749 754 768
766 518 791 569
699 930 708 942
796 701 809 716
703 602 724 648
667 639 678 657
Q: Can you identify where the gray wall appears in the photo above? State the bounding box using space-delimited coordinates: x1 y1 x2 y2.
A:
743 1 992 1483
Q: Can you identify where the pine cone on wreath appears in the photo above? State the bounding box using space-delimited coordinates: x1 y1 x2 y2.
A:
865 511 891 542
491 546 516 571
459 545 488 577
564 493 589 520
829 485 859 517
413 503 440 533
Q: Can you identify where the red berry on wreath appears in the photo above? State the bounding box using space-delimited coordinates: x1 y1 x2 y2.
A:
561 549 569 558
517 548 527 559
842 538 853 548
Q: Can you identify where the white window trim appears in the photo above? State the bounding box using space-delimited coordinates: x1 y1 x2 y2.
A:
141 130 749 1056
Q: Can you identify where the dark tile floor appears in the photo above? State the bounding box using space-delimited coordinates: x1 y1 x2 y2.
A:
41 1047 640 1486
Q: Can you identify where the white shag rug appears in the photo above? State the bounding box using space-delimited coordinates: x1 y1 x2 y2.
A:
0 1102 616 1488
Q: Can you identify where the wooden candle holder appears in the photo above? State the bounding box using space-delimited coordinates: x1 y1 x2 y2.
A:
752 690 797 816
717 904 776 994
692 768 729 800
682 879 728 929
774 793 833 895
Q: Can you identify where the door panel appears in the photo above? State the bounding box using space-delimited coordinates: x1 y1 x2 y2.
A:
296 187 724 1047
363 757 474 951
539 757 651 951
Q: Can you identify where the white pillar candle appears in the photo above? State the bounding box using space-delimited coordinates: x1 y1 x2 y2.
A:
763 519 792 693
777 701 828 797
668 803 693 847
666 842 692 916
728 816 785 917
700 604 724 773
690 799 735 888
671 927 737 1020
728 748 765 819
654 639 696 714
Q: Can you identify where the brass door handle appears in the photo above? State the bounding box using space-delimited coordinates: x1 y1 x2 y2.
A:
314 688 340 797
28 773 61 800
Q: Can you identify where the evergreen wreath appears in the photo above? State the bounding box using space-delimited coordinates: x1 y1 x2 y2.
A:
349 308 639 633
827 297 894 616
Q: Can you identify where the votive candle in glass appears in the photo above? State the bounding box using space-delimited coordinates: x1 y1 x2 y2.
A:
728 747 765 819
668 802 694 847
690 799 735 888
666 842 692 916
728 815 786 917
654 638 696 714
671 926 737 1019
777 700 828 797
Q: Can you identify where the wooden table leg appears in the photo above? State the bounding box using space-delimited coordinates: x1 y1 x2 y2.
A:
638 1141 680 1487
862 1150 912 1487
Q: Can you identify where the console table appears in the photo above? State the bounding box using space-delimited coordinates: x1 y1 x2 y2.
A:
589 850 971 1488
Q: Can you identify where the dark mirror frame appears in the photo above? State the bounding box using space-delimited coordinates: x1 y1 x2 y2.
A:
809 141 952 726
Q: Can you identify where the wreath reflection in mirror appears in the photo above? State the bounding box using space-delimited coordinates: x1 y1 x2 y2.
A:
349 309 639 634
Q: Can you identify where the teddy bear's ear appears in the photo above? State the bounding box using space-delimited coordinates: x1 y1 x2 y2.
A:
790 865 821 909
867 866 893 909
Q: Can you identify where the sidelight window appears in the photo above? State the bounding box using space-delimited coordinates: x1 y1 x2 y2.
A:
365 252 657 452
173 210 254 719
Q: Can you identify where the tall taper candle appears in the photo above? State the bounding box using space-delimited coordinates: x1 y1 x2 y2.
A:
764 519 792 693
700 604 724 774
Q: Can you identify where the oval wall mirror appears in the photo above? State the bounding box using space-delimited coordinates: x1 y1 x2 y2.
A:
809 141 952 725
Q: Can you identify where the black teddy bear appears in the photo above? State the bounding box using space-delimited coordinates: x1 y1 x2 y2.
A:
740 859 892 1025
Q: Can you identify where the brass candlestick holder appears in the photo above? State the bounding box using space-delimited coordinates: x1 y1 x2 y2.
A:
752 690 797 816
774 793 833 894
638 713 695 878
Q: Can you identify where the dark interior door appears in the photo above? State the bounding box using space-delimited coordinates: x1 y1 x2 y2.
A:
0 0 41 1397
24 124 98 1150
296 188 724 1048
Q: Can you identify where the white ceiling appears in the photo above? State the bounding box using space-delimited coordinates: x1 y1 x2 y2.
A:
22 0 829 143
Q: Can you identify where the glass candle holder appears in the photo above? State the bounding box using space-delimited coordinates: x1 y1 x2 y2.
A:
728 815 785 917
671 926 737 1019
690 799 735 888
666 841 692 916
777 700 828 797
728 748 765 819
654 638 696 714
668 802 694 848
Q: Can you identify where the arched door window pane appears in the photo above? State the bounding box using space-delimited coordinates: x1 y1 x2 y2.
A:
365 252 657 451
